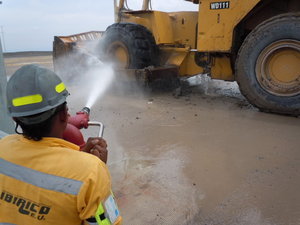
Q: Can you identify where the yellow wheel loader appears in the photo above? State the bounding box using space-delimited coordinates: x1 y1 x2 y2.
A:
53 0 300 115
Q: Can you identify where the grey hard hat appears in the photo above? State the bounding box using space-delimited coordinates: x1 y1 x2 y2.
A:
6 64 69 124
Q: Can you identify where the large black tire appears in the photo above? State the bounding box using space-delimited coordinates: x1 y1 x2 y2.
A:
235 13 300 115
99 23 159 69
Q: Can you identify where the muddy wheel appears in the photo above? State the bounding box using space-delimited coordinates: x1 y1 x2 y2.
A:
236 13 300 115
99 23 159 69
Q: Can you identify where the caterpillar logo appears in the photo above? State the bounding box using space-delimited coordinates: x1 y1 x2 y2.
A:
0 191 51 221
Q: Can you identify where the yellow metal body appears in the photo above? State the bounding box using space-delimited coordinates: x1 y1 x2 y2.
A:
117 1 261 80
197 0 260 52
211 56 234 81
121 11 198 47
54 0 298 85
120 11 204 76
52 0 299 114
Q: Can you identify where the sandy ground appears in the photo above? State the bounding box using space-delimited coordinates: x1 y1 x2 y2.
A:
4 52 300 225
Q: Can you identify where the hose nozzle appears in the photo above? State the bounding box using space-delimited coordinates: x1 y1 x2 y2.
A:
81 107 90 115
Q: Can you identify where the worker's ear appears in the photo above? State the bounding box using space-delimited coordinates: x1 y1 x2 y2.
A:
58 105 68 122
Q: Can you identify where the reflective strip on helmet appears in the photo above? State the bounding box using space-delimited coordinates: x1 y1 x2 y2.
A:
12 94 43 107
95 202 111 225
55 82 66 93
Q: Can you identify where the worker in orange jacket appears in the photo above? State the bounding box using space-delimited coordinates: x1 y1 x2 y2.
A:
0 64 122 225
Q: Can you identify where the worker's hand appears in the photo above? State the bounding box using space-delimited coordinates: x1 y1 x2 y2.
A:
82 137 108 163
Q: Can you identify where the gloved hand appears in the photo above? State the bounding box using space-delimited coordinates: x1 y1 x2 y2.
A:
82 137 108 163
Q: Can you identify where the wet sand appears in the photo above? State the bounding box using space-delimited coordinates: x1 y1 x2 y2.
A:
4 52 300 225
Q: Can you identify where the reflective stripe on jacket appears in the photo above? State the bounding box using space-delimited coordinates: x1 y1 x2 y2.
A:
0 134 121 225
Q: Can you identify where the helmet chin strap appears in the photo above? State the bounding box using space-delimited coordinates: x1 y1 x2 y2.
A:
14 123 22 135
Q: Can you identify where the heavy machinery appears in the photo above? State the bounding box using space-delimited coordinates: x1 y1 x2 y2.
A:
53 0 300 115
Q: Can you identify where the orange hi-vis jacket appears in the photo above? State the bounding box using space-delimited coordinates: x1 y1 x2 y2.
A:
0 134 122 225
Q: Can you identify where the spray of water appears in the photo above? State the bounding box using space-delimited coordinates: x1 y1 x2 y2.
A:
85 63 114 109
55 40 148 112
55 44 115 110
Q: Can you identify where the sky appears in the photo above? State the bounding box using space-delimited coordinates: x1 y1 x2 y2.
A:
0 0 198 52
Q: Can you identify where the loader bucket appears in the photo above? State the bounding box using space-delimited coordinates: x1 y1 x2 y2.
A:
53 31 103 58
53 31 104 76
